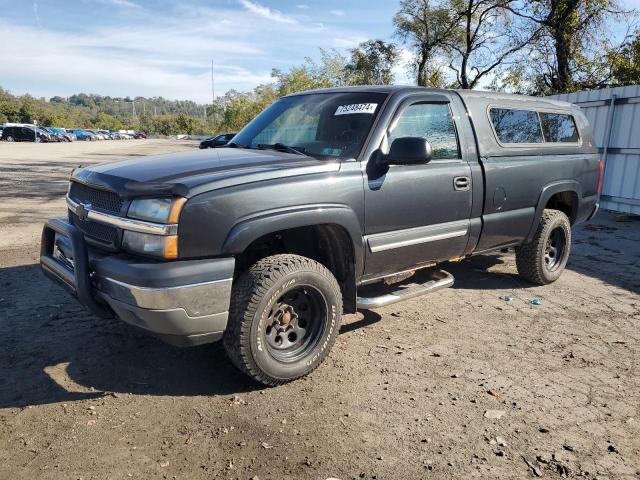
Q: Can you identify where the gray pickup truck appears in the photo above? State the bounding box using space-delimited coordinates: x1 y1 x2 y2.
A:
41 86 601 385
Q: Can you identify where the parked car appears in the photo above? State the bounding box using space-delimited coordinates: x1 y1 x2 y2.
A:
42 127 67 142
199 133 236 149
96 130 113 140
134 131 147 139
41 86 601 386
1 125 51 142
70 129 96 141
47 127 75 142
62 129 77 142
84 129 106 140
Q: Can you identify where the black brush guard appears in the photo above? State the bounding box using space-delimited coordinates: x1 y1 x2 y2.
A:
40 218 112 318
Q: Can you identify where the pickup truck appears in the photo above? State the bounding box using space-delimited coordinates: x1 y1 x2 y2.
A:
41 86 601 386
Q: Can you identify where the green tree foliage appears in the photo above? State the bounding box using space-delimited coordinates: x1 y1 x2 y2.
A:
502 0 628 94
610 30 640 86
344 40 399 85
395 0 539 89
393 0 456 87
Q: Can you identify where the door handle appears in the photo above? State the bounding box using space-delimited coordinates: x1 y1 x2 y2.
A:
453 176 470 191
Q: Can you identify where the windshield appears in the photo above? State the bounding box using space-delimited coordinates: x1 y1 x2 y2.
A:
232 92 387 159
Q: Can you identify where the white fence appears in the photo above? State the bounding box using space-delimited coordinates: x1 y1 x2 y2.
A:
549 85 640 215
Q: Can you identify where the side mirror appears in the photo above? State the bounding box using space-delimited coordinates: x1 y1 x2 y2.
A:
385 137 432 166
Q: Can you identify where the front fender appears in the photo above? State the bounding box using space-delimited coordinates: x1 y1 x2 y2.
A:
222 204 365 276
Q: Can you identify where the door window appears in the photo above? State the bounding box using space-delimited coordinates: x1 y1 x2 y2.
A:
388 103 459 159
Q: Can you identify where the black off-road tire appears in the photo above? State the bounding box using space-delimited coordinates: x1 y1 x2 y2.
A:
223 254 343 386
515 209 572 285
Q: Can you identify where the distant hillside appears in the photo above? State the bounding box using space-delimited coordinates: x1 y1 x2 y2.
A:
0 87 213 135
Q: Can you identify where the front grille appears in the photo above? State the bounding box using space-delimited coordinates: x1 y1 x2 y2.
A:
69 182 123 214
70 212 119 245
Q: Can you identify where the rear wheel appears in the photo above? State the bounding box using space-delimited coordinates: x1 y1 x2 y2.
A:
223 254 343 386
6 136 14 142
515 209 571 285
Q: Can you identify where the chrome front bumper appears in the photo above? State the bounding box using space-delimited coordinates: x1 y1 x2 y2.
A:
94 276 233 347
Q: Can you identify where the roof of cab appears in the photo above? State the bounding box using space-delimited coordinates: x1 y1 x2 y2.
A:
287 85 576 109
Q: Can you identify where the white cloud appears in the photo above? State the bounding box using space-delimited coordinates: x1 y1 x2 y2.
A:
0 2 385 103
93 0 141 7
238 0 297 24
32 1 42 28
332 34 368 48
330 9 345 16
0 20 270 102
296 4 309 9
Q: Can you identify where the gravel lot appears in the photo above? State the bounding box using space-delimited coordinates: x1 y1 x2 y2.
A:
0 140 638 480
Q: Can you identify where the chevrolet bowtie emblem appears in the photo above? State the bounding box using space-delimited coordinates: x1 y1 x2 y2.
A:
76 202 92 221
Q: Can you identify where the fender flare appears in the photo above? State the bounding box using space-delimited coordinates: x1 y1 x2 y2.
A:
525 180 581 243
221 204 365 276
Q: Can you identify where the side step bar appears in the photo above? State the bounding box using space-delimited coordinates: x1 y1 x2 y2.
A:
356 270 454 310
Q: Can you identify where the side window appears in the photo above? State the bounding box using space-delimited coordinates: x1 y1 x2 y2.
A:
388 103 459 159
490 108 544 144
540 112 579 142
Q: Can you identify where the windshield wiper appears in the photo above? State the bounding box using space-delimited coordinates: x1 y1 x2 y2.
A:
256 143 311 157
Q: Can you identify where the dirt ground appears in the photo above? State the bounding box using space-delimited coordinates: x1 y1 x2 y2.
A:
0 140 638 480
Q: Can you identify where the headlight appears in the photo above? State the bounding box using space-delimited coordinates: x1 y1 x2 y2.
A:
127 197 186 223
122 231 178 259
124 197 186 258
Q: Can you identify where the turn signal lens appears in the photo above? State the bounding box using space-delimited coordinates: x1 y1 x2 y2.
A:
122 231 178 259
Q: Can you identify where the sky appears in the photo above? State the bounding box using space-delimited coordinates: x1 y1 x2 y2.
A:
0 0 637 104
0 0 404 103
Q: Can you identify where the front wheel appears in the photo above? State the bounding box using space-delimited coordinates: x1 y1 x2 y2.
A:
6 136 14 142
223 254 343 386
515 209 571 285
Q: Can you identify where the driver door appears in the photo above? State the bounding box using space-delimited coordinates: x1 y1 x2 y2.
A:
363 94 473 279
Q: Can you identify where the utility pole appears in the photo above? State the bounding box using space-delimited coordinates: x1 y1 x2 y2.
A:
211 59 215 105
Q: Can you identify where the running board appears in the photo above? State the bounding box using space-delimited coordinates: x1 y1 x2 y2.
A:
356 270 454 310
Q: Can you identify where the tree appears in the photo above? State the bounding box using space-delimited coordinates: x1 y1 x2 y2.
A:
611 30 640 86
93 111 123 130
394 0 538 89
394 0 458 86
445 0 540 89
505 0 627 93
344 40 399 85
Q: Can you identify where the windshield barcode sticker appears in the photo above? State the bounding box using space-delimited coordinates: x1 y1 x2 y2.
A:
335 103 378 115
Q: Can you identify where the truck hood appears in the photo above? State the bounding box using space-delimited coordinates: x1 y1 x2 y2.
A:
72 147 341 198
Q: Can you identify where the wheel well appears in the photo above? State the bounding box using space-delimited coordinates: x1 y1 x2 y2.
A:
234 224 357 314
545 191 578 224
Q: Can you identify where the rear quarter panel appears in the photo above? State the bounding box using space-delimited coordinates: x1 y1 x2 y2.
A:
458 94 600 252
